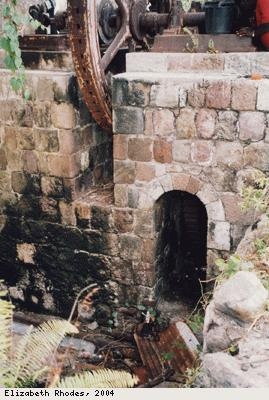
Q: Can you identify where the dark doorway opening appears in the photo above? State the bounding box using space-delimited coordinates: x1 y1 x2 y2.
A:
154 190 208 306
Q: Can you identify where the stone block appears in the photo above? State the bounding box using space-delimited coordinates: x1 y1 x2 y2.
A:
153 139 172 163
41 176 64 197
191 141 214 165
137 190 154 209
152 109 175 136
113 208 134 233
221 192 255 224
90 205 112 232
197 184 218 205
35 77 54 101
188 84 206 108
17 127 35 150
58 129 81 154
243 142 269 171
171 173 190 191
33 102 52 128
172 140 191 163
75 201 91 225
176 108 196 139
206 80 231 109
51 103 76 129
144 109 154 135
150 83 179 108
208 220 230 251
47 153 81 178
133 262 155 286
0 171 11 192
128 81 151 107
12 171 41 195
216 142 243 169
134 210 154 237
22 150 39 174
113 106 144 134
114 184 128 207
186 176 201 194
142 239 155 263
114 160 135 184
128 186 139 208
136 162 155 181
59 201 77 226
159 174 173 192
239 112 265 141
206 200 225 221
231 79 257 111
214 110 238 141
39 197 59 222
35 128 59 152
257 80 269 111
113 135 128 160
196 109 217 139
3 126 17 151
128 137 152 161
119 234 142 261
0 148 7 170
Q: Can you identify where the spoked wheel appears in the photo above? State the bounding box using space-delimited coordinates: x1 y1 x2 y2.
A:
68 0 132 132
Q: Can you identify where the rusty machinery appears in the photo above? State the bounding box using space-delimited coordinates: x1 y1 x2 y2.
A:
28 0 252 132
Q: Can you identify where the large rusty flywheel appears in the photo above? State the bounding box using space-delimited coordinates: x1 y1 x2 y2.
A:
67 0 205 132
67 0 174 132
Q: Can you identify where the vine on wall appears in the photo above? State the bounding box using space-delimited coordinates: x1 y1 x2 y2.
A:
0 0 38 98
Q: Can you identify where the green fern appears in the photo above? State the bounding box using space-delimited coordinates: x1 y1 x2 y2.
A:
57 369 139 388
0 288 14 387
6 320 78 387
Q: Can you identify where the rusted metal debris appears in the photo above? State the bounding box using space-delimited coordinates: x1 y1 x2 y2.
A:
19 34 70 51
134 321 199 382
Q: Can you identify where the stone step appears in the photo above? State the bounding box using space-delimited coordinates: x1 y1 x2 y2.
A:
126 52 269 76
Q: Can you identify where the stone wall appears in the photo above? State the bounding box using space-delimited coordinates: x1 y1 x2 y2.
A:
112 52 269 285
1 51 269 323
0 60 113 318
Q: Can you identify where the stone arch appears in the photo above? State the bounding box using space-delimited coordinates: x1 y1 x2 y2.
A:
138 172 227 229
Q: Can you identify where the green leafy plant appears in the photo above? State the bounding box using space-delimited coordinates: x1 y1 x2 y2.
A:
186 311 204 334
0 285 138 388
0 0 38 98
241 171 269 213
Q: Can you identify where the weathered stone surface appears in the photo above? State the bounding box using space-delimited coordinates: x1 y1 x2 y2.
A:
153 139 172 163
51 103 76 129
206 200 225 221
114 184 128 207
214 271 268 322
208 220 230 251
152 109 175 136
112 208 133 233
114 160 135 184
191 141 214 165
176 108 196 138
216 142 243 169
57 129 80 154
135 162 155 181
21 150 39 174
172 140 191 163
113 106 144 134
239 112 265 141
257 80 269 111
214 110 238 141
41 176 64 198
232 79 257 111
35 128 59 152
151 83 179 108
33 102 52 128
113 135 128 160
196 108 216 139
128 138 152 161
118 234 142 261
206 80 231 109
0 148 7 170
12 172 41 195
47 153 81 178
244 143 269 171
221 192 255 224
134 209 154 237
188 84 205 108
17 128 35 150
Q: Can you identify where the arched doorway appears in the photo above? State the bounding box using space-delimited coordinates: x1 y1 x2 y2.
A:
154 190 208 307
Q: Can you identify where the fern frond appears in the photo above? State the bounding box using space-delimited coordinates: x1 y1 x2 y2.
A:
57 369 139 388
8 319 78 386
0 291 13 386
